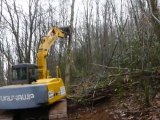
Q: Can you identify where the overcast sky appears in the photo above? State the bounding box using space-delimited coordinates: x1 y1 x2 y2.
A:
15 0 124 14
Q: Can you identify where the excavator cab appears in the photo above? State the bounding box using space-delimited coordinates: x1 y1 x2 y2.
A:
11 63 38 85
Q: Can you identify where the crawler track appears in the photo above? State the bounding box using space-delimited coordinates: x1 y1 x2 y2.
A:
0 99 67 120
49 99 67 120
0 110 14 120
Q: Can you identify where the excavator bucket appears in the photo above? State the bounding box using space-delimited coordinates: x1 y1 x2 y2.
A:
59 26 71 36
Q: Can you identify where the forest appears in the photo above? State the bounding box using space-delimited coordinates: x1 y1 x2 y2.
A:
0 0 160 119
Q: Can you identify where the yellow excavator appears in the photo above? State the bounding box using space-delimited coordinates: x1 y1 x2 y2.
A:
0 27 70 119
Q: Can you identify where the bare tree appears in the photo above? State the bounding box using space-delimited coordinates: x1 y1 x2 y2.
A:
65 0 75 85
2 0 23 62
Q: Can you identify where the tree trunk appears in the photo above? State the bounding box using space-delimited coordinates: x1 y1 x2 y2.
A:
148 0 160 40
65 0 75 85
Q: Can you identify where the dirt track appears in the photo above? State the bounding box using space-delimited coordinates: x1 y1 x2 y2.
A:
68 94 160 120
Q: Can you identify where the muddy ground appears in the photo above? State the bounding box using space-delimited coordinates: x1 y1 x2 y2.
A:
68 93 160 120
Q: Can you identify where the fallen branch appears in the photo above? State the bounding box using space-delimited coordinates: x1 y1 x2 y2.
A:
67 86 114 105
109 70 160 79
91 63 129 70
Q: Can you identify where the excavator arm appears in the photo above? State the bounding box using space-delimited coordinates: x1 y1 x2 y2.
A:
37 27 70 79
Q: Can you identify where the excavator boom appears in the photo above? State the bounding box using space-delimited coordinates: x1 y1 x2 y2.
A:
37 27 70 79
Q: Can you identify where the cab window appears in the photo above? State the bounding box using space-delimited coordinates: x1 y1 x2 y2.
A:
12 67 27 80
